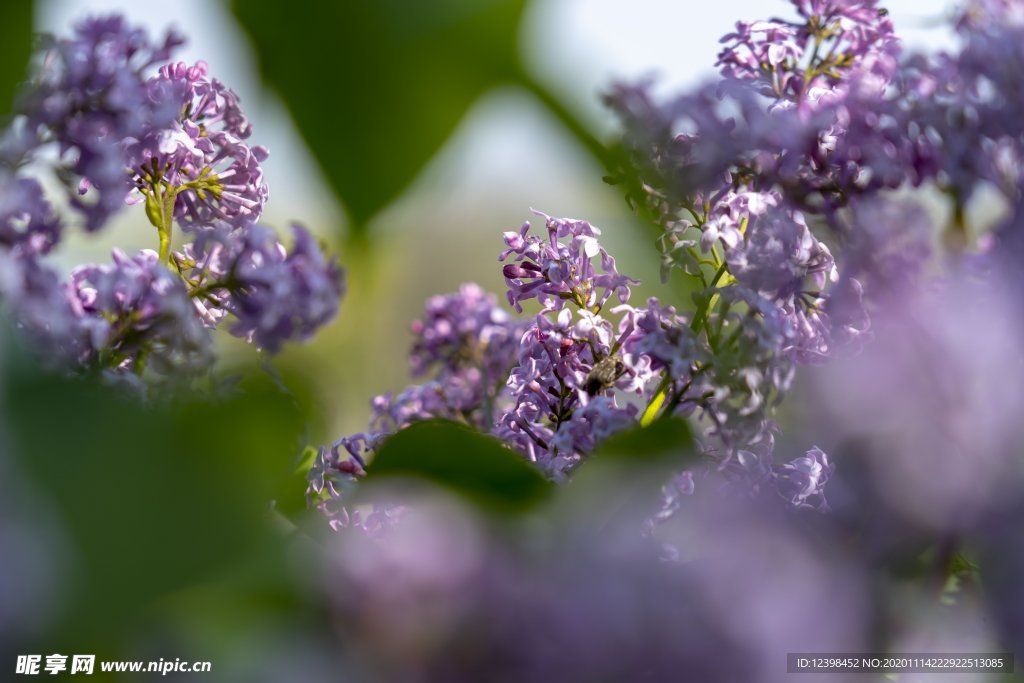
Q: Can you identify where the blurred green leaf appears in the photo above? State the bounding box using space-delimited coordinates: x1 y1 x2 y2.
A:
231 0 526 237
364 419 551 512
4 366 305 643
592 417 694 463
562 419 697 530
0 0 33 118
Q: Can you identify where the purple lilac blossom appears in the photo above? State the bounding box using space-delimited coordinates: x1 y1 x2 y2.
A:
772 446 832 510
618 298 702 384
500 209 638 313
409 283 526 417
128 61 269 231
16 15 184 231
718 0 899 105
0 14 345 381
496 303 633 479
69 249 212 374
181 223 343 354
0 174 61 256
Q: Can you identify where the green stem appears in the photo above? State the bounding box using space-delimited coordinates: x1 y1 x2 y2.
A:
156 183 175 263
639 373 672 427
690 263 729 336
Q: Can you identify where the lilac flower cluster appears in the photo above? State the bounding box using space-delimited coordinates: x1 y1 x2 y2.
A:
0 16 343 383
495 213 827 502
499 211 638 313
315 210 832 518
307 284 526 529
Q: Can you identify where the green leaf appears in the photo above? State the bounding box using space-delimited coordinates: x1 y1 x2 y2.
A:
591 417 695 464
363 419 550 512
3 365 304 644
231 0 526 236
0 0 33 118
559 419 697 531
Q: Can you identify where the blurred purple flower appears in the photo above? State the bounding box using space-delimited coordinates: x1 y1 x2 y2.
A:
0 174 61 256
772 446 832 510
70 249 212 374
17 15 184 230
182 223 343 353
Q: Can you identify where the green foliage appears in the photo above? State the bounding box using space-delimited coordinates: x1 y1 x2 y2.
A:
4 363 305 646
0 0 33 118
591 417 695 464
231 0 527 238
362 419 551 512
562 419 697 531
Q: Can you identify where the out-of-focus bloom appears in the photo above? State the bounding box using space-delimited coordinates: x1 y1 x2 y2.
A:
808 269 1024 532
70 249 212 374
321 483 867 682
0 174 61 256
16 15 184 230
0 253 85 367
182 223 344 354
772 446 832 510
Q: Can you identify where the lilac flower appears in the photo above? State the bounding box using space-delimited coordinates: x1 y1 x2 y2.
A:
0 252 86 366
620 298 705 386
306 440 403 534
307 284 526 517
500 210 638 313
772 446 832 510
181 223 344 353
18 15 184 230
0 174 61 256
717 0 898 104
726 204 836 301
409 283 526 415
498 307 620 476
700 190 780 252
688 286 796 452
546 396 638 473
126 61 269 234
69 249 212 374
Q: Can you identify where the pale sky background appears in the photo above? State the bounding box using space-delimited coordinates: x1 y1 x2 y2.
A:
35 0 961 437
